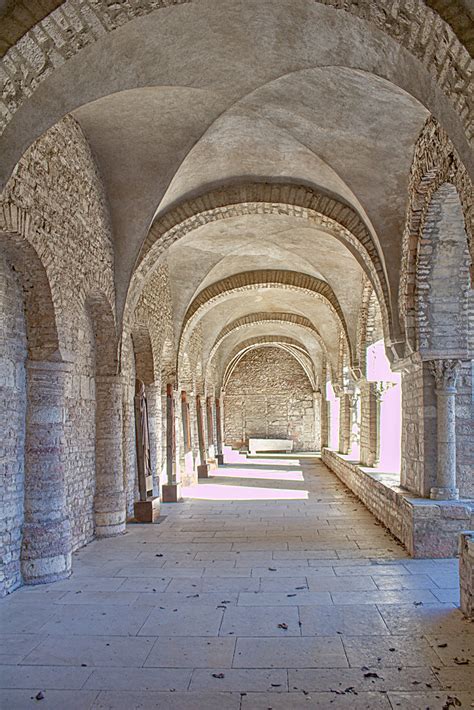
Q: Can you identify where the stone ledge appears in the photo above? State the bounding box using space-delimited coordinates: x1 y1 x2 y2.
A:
322 448 473 558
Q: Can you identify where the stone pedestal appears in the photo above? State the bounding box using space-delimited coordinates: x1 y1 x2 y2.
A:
95 375 127 537
162 483 182 503
429 360 460 501
21 360 73 585
134 497 160 523
216 454 224 466
197 463 209 478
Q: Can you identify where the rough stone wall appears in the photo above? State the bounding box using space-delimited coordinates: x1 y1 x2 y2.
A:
224 346 316 450
0 254 27 596
416 183 471 356
459 532 474 619
0 115 116 557
455 360 473 498
400 361 436 497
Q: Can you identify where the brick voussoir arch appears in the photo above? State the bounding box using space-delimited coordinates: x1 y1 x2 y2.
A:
128 182 392 341
220 336 317 392
0 0 472 142
180 269 352 365
0 201 62 360
209 312 330 367
399 116 473 352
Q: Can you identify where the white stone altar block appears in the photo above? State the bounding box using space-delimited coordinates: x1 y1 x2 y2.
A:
248 438 294 455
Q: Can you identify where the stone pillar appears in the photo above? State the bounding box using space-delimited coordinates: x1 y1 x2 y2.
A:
429 360 461 500
338 393 351 455
21 360 72 585
94 375 126 537
196 394 209 478
359 381 379 467
206 395 217 467
181 391 191 454
313 391 322 450
162 383 181 501
215 396 224 465
320 394 329 449
145 383 161 497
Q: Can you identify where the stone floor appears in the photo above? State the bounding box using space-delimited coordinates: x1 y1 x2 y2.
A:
1 452 473 709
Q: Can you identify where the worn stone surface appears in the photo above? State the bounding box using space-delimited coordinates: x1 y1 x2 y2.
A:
0 453 471 707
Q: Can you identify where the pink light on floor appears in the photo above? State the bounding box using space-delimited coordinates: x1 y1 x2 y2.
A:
212 467 304 482
181 483 309 501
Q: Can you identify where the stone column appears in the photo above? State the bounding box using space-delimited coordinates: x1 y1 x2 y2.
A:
313 391 322 450
21 360 72 585
338 393 351 455
196 394 209 478
215 396 224 465
145 382 161 497
206 395 217 467
320 394 329 449
162 383 181 501
359 381 380 467
94 375 126 537
429 360 461 500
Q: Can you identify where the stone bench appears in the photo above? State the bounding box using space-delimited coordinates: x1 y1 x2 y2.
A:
459 531 474 619
248 438 294 455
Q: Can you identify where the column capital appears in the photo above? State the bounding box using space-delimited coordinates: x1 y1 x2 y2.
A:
428 359 461 393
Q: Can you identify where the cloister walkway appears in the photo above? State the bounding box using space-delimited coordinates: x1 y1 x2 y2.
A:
0 454 472 709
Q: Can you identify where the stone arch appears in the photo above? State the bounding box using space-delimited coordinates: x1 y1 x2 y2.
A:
0 206 61 361
130 183 391 342
0 0 471 145
222 337 317 393
415 183 472 357
179 269 352 364
400 116 473 353
208 312 329 369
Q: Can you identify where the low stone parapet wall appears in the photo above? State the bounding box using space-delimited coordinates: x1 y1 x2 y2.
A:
322 449 473 558
459 532 474 618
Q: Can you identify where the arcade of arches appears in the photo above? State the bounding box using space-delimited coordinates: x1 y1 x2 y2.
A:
0 0 473 705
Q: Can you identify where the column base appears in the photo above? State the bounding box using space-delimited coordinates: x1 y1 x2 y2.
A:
216 454 224 466
95 490 127 538
197 464 209 479
430 486 459 501
134 497 161 523
21 553 72 585
162 483 182 502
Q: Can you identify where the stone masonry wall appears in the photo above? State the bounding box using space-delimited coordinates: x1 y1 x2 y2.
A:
224 347 316 450
0 254 27 596
0 115 116 590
